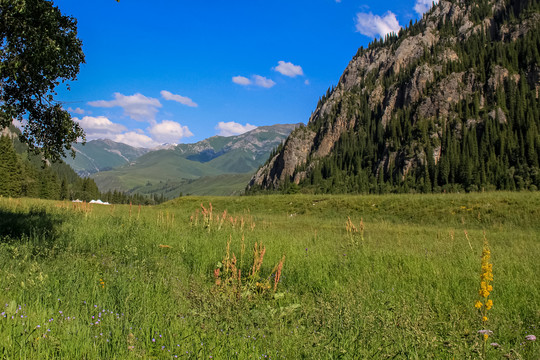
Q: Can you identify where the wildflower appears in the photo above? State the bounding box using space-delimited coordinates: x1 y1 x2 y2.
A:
525 335 536 341
475 301 483 309
490 342 500 348
476 235 494 337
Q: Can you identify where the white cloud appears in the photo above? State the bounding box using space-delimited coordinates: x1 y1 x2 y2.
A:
232 76 252 86
74 116 194 147
233 75 276 88
68 107 85 114
304 79 310 85
355 11 401 38
148 120 194 144
88 93 162 122
74 116 127 140
160 90 198 108
274 61 304 77
253 75 276 88
215 121 257 137
112 131 158 148
414 0 438 15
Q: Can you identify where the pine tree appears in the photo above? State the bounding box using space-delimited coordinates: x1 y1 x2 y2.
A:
59 177 69 200
0 135 22 197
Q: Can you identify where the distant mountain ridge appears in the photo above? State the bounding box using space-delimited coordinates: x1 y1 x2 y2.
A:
90 123 301 196
63 139 151 177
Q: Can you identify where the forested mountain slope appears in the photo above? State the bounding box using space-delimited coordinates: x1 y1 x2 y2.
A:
249 0 540 193
0 127 100 201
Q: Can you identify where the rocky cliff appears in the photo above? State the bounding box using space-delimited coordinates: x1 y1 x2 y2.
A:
249 0 540 193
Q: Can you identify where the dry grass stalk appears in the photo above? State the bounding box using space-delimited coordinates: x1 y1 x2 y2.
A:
464 230 474 251
346 217 358 234
72 200 93 216
346 216 364 245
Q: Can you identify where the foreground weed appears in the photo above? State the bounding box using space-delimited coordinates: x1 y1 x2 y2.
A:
475 232 494 358
214 236 285 299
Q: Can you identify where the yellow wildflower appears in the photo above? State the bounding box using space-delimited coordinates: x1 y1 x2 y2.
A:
475 301 483 309
476 233 494 357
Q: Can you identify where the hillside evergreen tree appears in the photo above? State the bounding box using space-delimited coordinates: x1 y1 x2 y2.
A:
0 135 22 196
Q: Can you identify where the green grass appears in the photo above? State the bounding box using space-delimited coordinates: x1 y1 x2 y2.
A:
130 173 253 198
0 192 538 359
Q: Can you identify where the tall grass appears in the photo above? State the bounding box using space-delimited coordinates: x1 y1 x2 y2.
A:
0 192 538 358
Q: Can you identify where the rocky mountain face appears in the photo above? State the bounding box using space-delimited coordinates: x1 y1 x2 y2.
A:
249 0 540 193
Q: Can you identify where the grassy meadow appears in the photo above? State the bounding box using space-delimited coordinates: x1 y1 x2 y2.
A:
0 192 538 359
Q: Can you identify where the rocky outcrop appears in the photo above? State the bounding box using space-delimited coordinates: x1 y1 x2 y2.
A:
249 127 316 188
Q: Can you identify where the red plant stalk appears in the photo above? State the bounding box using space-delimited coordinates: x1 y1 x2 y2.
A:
256 245 266 273
214 268 221 286
274 255 285 292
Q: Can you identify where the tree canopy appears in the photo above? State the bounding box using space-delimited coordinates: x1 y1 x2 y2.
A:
0 0 85 161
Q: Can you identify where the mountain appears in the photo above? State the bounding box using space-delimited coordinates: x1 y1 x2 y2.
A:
249 0 540 194
62 139 151 177
92 123 300 196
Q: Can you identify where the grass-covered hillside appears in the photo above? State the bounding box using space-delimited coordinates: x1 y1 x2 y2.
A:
0 192 538 358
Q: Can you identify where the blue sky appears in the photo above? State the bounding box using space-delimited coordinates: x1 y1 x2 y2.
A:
53 0 438 148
